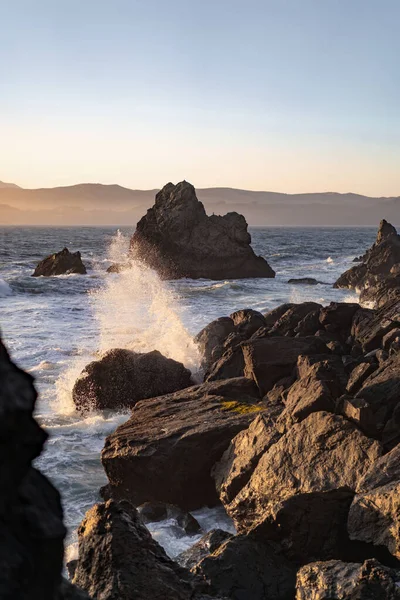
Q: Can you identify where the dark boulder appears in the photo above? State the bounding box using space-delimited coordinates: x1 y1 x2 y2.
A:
229 309 266 338
296 559 400 600
346 361 377 395
72 500 208 600
106 262 130 273
101 377 263 510
294 310 321 336
206 346 245 382
130 181 275 280
319 302 360 336
193 533 296 600
72 349 192 412
176 529 232 570
348 443 400 560
268 302 322 337
213 414 281 507
137 501 201 535
32 247 87 276
195 317 235 371
360 275 400 308
263 303 295 328
242 335 329 396
352 298 400 352
222 412 382 532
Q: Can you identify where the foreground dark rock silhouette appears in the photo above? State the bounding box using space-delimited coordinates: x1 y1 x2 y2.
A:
72 348 192 412
130 181 275 280
0 337 89 599
32 247 87 276
335 220 400 306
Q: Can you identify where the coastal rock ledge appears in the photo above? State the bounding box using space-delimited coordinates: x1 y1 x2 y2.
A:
130 180 275 280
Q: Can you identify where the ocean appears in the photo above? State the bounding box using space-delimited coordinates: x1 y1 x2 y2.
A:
0 225 376 561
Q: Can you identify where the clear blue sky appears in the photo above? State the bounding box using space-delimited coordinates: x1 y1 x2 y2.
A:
1 0 399 195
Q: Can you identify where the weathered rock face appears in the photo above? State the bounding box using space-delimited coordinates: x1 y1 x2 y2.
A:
195 317 235 372
295 559 400 600
222 412 382 532
0 338 87 599
130 181 275 280
193 533 296 600
101 377 263 510
352 298 400 352
72 349 192 412
268 302 322 337
32 247 87 276
348 443 400 560
242 336 329 396
176 529 232 570
334 220 400 302
72 500 206 600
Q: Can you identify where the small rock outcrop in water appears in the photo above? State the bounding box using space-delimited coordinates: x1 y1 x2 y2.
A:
72 348 192 412
0 337 89 598
130 181 275 280
334 220 400 306
137 501 201 535
32 247 87 276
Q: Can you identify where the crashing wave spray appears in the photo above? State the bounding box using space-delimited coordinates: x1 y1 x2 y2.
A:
93 230 201 373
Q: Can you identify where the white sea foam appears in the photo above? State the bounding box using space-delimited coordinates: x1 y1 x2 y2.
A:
326 256 334 263
0 278 12 296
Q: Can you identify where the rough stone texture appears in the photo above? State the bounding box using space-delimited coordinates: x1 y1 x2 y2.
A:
137 502 201 535
263 303 295 328
352 298 400 352
346 361 377 395
193 533 296 600
195 317 235 372
334 220 400 292
242 336 329 396
296 559 400 600
382 402 400 450
0 338 86 599
72 349 192 412
130 181 275 280
355 354 400 433
101 377 263 510
360 276 400 309
213 414 281 506
268 302 322 337
294 310 321 337
176 530 232 570
206 346 245 382
337 396 378 438
72 500 207 600
348 443 400 560
319 302 360 336
223 412 382 532
252 488 355 564
276 358 347 431
32 247 87 276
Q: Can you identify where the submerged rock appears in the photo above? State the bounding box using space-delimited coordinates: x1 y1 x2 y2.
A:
32 247 87 276
101 377 263 510
296 559 400 599
72 500 208 600
288 277 320 285
176 529 232 570
72 348 192 412
130 181 275 280
137 501 201 535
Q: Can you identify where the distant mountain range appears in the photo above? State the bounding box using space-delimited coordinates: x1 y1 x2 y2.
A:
0 181 399 226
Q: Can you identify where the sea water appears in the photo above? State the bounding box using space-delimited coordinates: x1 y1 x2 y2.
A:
0 225 376 561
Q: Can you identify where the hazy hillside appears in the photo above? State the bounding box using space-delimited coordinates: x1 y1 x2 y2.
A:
0 182 399 226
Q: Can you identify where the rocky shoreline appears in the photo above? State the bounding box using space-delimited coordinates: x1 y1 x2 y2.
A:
4 218 400 598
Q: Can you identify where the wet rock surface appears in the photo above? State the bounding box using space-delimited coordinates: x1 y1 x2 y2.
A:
130 180 275 280
32 247 87 276
72 348 192 412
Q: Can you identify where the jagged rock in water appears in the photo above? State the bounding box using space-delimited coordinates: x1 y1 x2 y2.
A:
221 411 382 532
32 247 87 276
106 262 130 273
296 559 400 599
72 348 192 412
193 532 296 600
137 501 201 535
348 443 400 559
72 500 210 600
101 377 263 510
0 338 86 599
130 181 275 280
176 529 232 570
334 220 400 299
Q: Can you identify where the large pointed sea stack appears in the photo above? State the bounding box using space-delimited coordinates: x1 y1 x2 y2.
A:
130 181 275 280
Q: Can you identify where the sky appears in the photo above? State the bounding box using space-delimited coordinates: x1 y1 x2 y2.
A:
1 0 399 195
